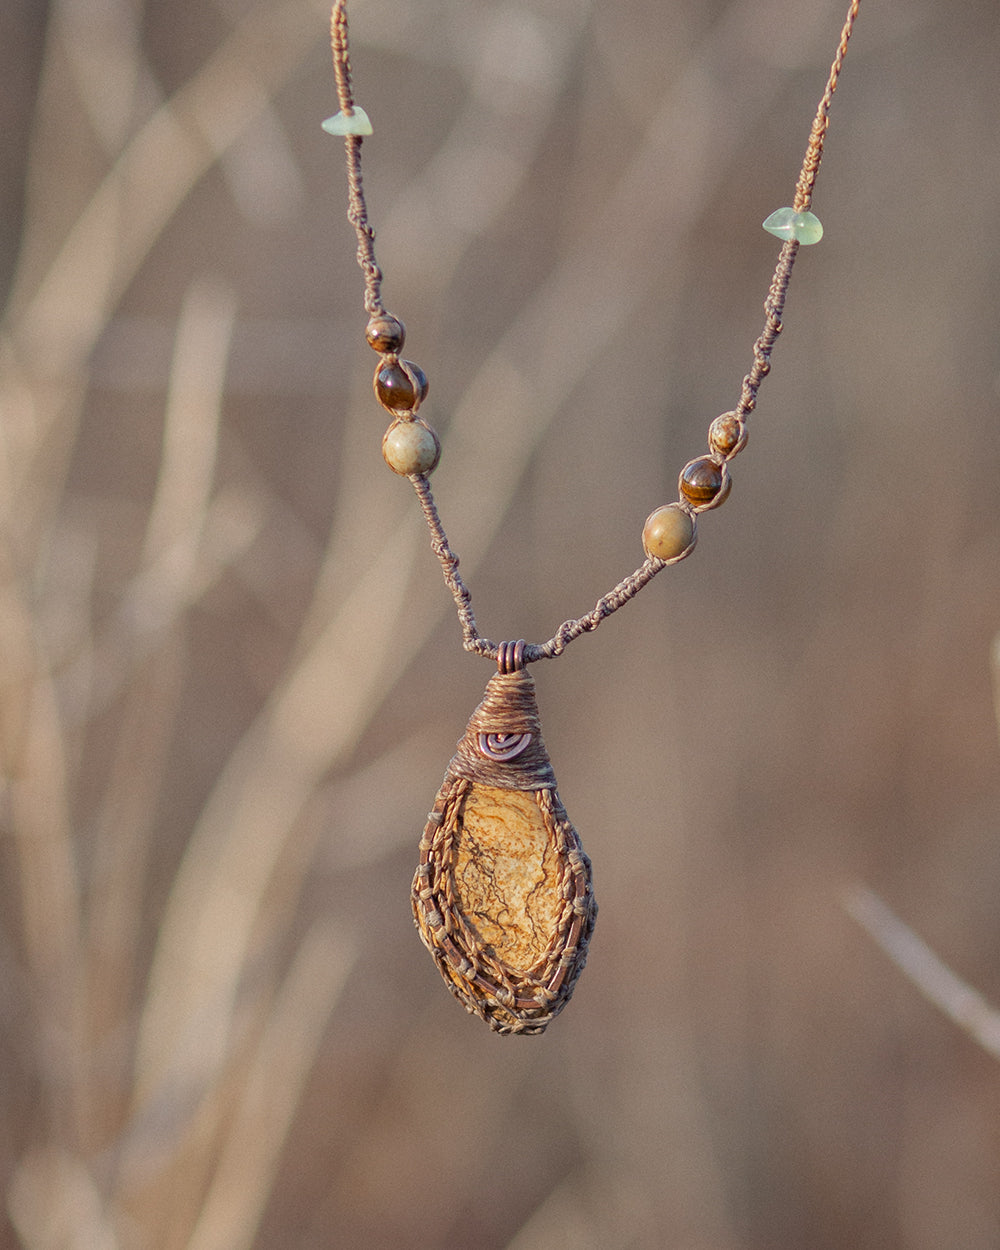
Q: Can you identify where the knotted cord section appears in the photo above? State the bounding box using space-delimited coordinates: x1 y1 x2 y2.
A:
331 1 384 316
408 473 668 664
330 0 862 668
735 239 797 421
409 474 489 657
736 0 861 422
794 0 862 213
526 558 666 662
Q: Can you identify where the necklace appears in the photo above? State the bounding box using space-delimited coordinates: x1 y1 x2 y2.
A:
326 0 861 1035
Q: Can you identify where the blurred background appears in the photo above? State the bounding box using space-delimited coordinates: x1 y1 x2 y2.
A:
2 0 999 1246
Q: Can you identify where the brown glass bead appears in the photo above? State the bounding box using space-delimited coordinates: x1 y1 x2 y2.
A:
642 504 695 562
373 359 428 412
374 362 414 410
708 412 747 459
366 313 405 353
679 456 729 510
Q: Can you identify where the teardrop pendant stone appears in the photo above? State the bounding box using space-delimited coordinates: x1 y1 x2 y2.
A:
762 206 823 244
412 668 597 1034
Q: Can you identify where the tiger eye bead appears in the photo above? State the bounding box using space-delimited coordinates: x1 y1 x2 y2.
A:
373 360 428 412
382 419 440 476
366 313 405 354
642 504 695 562
708 412 747 459
679 456 730 510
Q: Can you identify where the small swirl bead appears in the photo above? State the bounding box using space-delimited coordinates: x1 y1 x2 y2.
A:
366 313 405 354
382 418 441 476
374 360 429 413
708 412 747 459
642 503 696 562
679 456 731 511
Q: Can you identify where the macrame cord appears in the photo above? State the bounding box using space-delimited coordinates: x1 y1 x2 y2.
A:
326 0 862 1033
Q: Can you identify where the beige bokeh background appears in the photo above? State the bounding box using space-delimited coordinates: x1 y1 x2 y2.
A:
2 0 999 1247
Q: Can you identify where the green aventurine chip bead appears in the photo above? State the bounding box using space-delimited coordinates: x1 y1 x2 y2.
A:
321 107 373 136
708 412 746 458
762 207 823 245
642 504 695 562
382 419 440 476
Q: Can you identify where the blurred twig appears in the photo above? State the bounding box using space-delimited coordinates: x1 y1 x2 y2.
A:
847 637 1000 1061
844 883 1000 1061
183 920 356 1250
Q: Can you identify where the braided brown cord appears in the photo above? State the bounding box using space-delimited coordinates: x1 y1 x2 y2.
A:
527 557 667 662
330 2 384 316
331 0 861 665
736 0 861 421
794 0 862 214
411 466 671 662
735 240 797 421
408 474 488 656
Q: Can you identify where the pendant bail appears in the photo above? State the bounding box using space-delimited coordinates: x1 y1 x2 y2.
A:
497 639 526 674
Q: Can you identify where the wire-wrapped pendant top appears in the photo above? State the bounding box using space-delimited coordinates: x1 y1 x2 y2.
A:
449 669 556 791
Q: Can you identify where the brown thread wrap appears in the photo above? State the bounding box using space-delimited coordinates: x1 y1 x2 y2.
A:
447 669 557 791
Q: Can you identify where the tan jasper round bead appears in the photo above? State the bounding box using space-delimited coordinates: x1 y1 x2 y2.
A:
642 503 695 561
382 419 441 476
708 411 747 459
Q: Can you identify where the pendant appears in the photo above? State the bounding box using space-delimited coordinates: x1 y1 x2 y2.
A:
412 645 597 1034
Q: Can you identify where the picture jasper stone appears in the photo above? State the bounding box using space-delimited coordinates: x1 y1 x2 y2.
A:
412 668 596 1034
